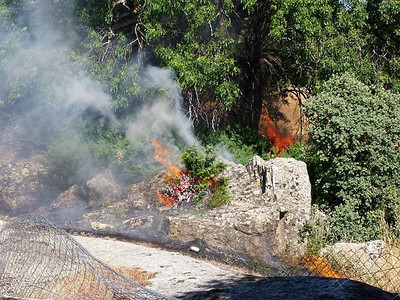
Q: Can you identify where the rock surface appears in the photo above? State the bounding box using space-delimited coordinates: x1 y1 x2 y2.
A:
168 156 312 268
74 235 246 298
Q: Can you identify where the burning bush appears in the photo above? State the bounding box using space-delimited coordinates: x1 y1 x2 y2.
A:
152 140 229 208
181 145 229 207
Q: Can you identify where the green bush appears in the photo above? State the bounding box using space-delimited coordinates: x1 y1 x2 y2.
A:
280 141 309 162
80 119 160 184
305 73 400 242
40 119 159 197
181 145 226 179
181 145 229 208
200 124 272 164
301 207 330 256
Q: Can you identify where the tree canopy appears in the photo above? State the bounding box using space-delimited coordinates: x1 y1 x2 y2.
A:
2 0 400 242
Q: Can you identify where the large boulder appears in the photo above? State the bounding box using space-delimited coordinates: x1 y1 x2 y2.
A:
167 156 312 266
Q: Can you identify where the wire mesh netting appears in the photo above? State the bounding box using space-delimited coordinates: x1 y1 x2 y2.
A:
298 240 400 295
0 214 168 300
1 214 400 299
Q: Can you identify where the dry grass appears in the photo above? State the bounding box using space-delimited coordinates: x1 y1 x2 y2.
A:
112 265 156 286
19 265 155 300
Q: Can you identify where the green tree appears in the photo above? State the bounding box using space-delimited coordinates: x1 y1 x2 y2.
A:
233 0 372 130
305 73 400 242
142 0 242 129
366 0 400 91
265 0 372 90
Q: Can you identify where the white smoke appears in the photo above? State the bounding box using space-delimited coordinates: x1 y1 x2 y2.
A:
127 66 197 151
54 76 113 118
0 0 113 122
0 0 196 169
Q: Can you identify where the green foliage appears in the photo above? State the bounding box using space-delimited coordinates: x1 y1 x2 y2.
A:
0 2 22 69
301 207 329 256
364 0 400 91
305 73 400 242
40 132 97 191
181 145 226 180
73 27 144 117
181 145 229 208
200 124 272 164
279 141 309 162
208 182 230 208
265 0 373 91
142 0 241 125
41 119 159 194
80 119 159 184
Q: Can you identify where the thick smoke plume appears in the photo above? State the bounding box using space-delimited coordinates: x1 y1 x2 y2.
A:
0 0 197 210
0 0 114 139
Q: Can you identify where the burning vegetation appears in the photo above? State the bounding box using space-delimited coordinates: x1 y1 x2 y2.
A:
259 107 296 156
300 254 342 279
151 140 229 208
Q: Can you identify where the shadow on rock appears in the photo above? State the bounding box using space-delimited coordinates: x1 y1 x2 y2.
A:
177 276 397 300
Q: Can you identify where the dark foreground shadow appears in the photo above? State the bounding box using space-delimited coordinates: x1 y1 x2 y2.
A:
177 276 398 300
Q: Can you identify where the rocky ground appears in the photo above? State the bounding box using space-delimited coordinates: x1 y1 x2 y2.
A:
0 112 398 299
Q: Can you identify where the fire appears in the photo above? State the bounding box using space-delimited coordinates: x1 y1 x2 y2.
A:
301 254 342 278
157 190 174 207
260 107 295 156
151 138 182 178
157 173 200 207
152 139 200 207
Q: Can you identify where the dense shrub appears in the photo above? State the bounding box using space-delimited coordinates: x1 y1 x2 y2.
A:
181 145 229 208
305 73 400 242
80 119 160 185
279 141 309 162
200 124 272 164
41 119 160 197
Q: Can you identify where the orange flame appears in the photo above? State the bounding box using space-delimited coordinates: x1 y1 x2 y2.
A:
260 107 295 156
151 139 186 207
301 254 342 278
157 190 175 207
151 138 182 178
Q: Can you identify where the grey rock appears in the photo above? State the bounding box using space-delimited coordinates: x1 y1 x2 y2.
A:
86 173 122 208
45 173 123 221
168 156 312 267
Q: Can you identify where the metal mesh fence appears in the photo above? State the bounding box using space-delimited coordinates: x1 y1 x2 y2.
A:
298 240 400 295
1 214 400 299
0 214 168 300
